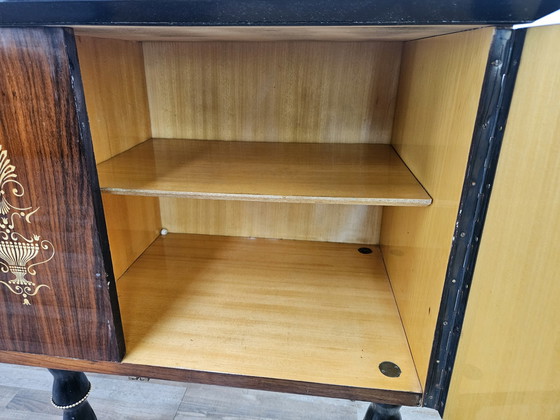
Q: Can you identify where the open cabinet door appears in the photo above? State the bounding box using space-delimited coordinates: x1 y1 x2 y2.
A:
0 27 124 361
445 24 560 419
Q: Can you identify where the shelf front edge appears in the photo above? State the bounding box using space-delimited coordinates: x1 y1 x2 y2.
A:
100 188 432 206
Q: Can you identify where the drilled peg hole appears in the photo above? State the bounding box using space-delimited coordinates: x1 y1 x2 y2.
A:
379 361 401 378
358 247 372 254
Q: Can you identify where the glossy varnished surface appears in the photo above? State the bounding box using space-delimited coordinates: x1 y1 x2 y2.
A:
98 139 431 205
143 41 401 144
446 25 560 419
0 28 123 360
116 234 422 402
102 194 161 279
380 28 494 384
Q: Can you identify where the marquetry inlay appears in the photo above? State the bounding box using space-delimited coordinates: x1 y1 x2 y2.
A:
0 145 54 305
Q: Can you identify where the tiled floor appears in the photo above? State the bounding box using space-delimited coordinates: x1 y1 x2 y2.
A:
0 363 441 419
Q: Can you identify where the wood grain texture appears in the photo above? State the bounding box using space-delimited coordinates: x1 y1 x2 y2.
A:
0 363 374 420
160 198 382 244
102 194 161 279
75 36 151 163
380 28 495 385
0 351 421 406
144 41 401 143
176 383 363 420
73 25 484 42
0 363 189 420
116 233 421 401
98 139 431 206
445 25 560 420
0 28 123 360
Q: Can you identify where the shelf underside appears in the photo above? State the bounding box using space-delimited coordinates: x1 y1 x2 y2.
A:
73 25 486 42
117 233 422 403
98 139 431 206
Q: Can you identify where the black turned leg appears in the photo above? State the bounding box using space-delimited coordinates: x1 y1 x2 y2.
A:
363 403 402 420
48 369 97 420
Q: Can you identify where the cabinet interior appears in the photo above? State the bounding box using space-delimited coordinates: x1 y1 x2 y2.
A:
75 25 494 404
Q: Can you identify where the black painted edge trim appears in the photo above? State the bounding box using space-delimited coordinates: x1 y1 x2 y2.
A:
423 27 526 415
62 28 126 362
0 0 558 26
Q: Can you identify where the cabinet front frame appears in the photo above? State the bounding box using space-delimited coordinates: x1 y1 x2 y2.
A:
0 22 534 414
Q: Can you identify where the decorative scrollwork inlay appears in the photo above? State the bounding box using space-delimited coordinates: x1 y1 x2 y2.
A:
0 145 54 305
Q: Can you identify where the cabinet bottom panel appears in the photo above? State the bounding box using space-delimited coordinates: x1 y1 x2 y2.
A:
115 233 421 402
0 233 422 405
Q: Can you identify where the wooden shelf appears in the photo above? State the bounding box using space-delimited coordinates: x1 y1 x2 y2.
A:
98 139 431 206
117 233 422 404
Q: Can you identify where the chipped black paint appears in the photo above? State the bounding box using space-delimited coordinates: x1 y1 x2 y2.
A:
0 0 557 26
423 27 527 415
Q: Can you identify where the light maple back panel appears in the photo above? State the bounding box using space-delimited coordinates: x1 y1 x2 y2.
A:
143 41 402 143
143 40 403 244
160 198 382 244
380 27 495 386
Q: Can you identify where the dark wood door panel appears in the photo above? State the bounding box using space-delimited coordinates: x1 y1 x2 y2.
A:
0 27 124 361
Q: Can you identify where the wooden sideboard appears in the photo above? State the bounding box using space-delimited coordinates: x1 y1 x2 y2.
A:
0 2 558 418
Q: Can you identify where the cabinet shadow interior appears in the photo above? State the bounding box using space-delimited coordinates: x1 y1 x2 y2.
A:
0 24 502 410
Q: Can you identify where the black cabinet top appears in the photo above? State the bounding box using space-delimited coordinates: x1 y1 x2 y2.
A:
0 0 558 26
